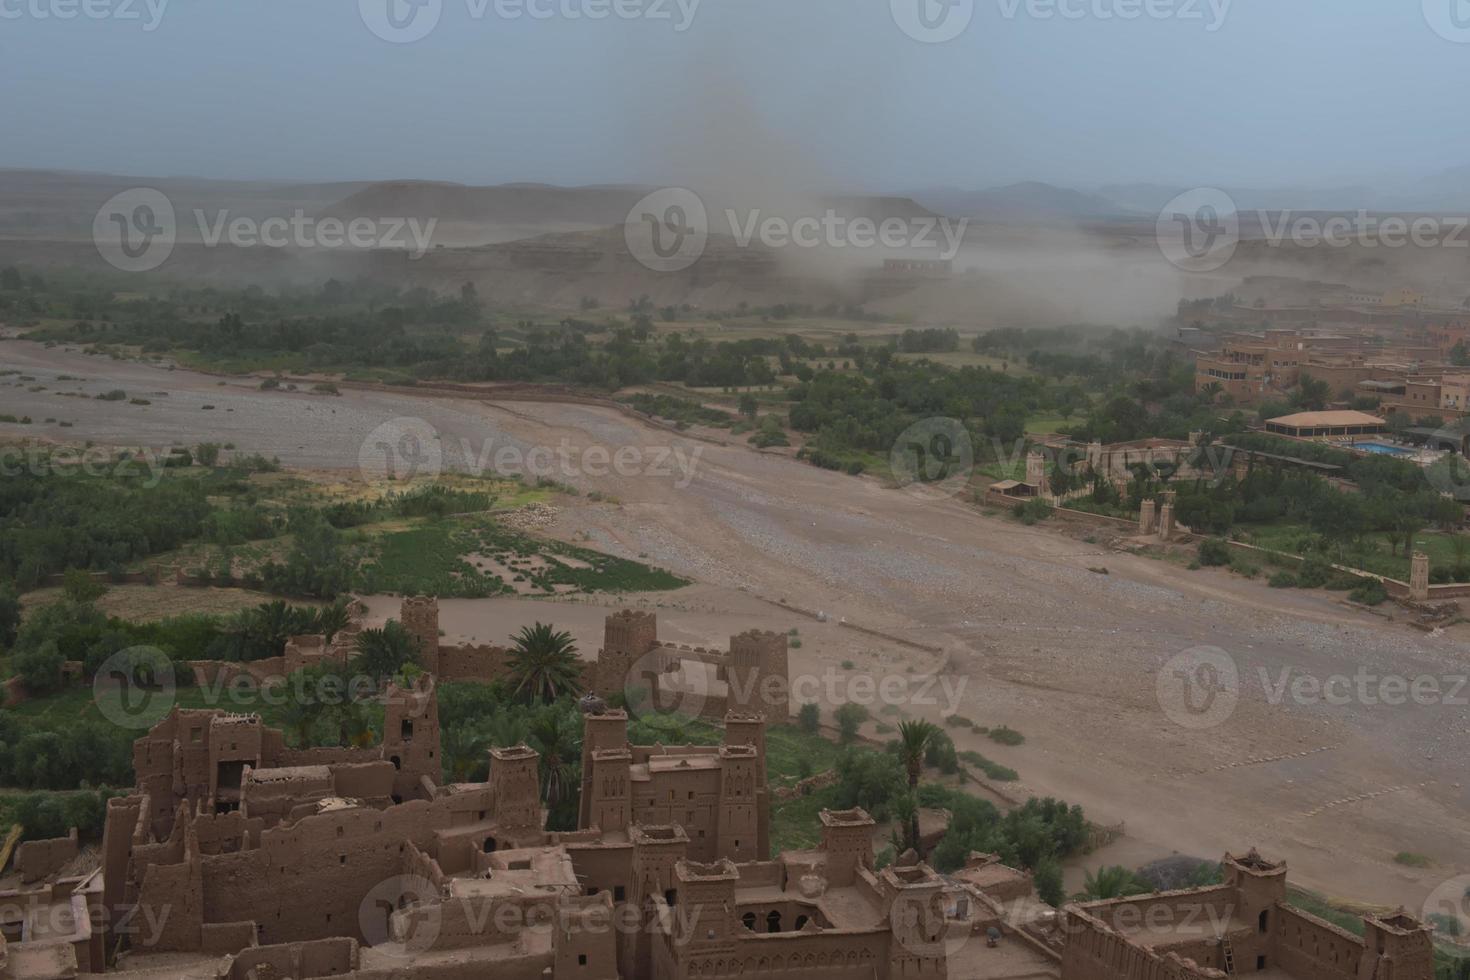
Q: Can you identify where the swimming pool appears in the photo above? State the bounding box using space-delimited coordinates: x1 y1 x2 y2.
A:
1351 442 1415 457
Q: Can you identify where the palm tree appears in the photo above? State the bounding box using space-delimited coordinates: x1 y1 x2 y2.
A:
1076 865 1151 901
332 698 378 749
353 621 419 685
526 706 582 827
896 719 941 852
278 693 321 748
505 624 582 704
255 600 313 657
441 721 490 782
484 711 530 750
310 598 353 643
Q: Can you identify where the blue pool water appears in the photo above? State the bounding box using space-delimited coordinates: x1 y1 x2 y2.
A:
1352 442 1414 457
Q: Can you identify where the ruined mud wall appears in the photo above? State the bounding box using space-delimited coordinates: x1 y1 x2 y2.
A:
197 798 469 948
14 831 77 883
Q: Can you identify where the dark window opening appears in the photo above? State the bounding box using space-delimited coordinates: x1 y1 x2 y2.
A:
766 910 782 933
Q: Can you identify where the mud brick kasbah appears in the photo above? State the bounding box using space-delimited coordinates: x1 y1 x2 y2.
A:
0 606 1435 980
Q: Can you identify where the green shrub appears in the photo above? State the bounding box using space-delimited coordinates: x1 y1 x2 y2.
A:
1198 538 1231 566
796 702 821 734
1012 498 1054 525
1349 579 1389 606
1268 571 1299 589
834 703 870 743
989 725 1025 746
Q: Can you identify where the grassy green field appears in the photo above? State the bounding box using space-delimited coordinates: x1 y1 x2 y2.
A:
1242 523 1470 581
357 515 688 597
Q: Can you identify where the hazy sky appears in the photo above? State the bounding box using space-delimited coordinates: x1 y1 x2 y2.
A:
4 0 1468 190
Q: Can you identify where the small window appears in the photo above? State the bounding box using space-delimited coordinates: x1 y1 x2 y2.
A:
614 886 626 901
1257 957 1267 971
578 955 587 966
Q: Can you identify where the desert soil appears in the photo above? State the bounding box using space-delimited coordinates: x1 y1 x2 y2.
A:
2 338 1467 912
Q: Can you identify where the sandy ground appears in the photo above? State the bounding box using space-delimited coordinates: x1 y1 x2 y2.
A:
2 339 1467 913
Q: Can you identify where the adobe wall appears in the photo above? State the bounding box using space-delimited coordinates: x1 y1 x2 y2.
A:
14 830 77 884
1272 906 1364 980
193 798 470 949
437 643 512 684
1060 912 1220 980
678 928 893 979
224 937 359 980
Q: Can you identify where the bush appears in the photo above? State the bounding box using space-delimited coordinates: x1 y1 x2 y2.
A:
14 639 65 694
834 702 870 743
1349 579 1389 606
1268 571 1299 589
1012 498 1054 525
62 569 108 604
1297 558 1331 588
797 702 821 734
959 749 1018 781
1198 538 1231 566
1035 856 1065 907
0 584 19 649
944 714 976 728
989 725 1025 746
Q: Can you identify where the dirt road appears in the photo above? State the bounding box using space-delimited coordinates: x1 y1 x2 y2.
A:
2 338 1466 910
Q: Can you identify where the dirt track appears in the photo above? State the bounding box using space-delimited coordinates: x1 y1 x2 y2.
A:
2 338 1467 911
